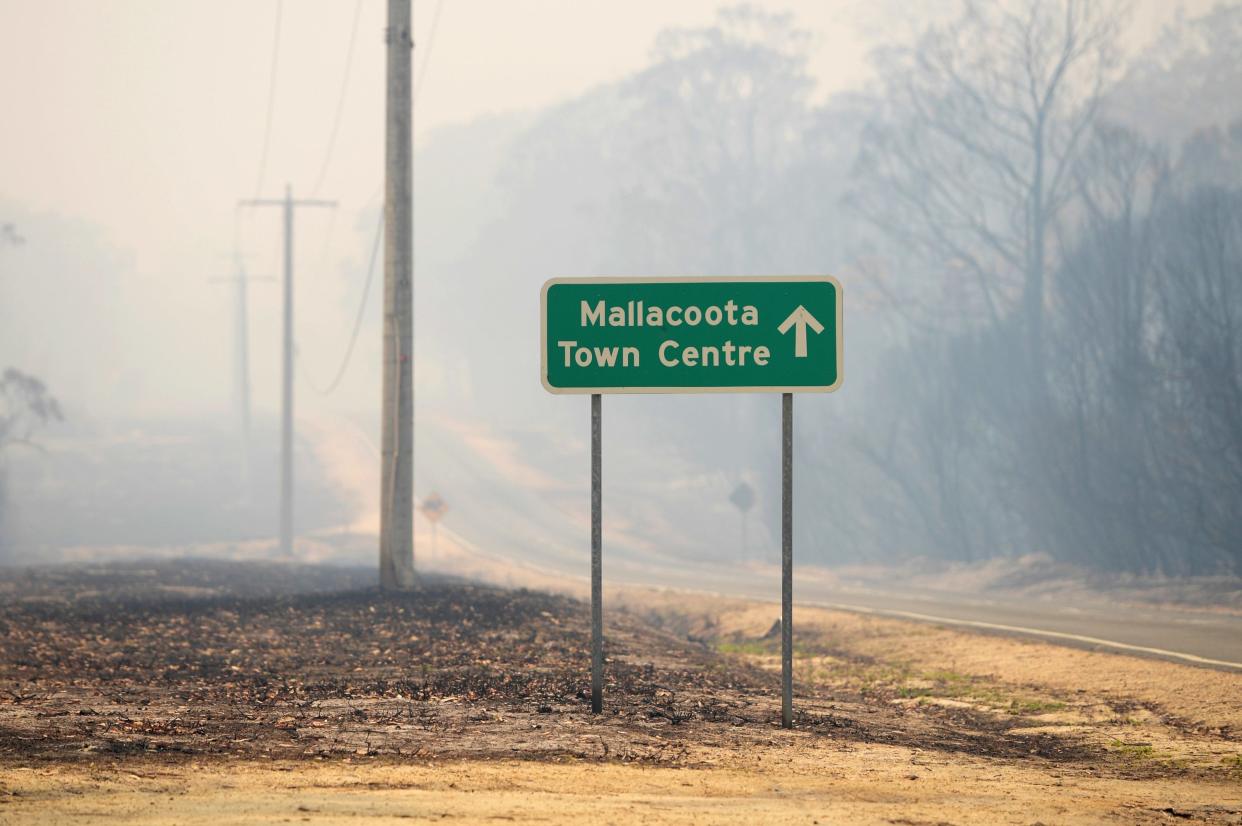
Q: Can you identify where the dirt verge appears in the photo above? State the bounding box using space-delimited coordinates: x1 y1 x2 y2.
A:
0 562 1238 824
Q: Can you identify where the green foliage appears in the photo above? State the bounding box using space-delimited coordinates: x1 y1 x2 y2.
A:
1109 740 1157 759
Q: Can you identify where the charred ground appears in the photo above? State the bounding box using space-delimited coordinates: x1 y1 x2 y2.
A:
0 561 1222 781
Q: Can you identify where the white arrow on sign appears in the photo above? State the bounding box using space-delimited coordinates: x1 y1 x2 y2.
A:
777 305 825 358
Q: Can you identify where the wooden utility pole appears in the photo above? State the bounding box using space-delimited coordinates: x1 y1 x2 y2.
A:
380 0 415 589
240 185 334 556
210 258 274 449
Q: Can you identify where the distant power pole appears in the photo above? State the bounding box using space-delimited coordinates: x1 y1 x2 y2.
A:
380 0 415 590
240 185 335 556
210 257 273 454
729 481 756 563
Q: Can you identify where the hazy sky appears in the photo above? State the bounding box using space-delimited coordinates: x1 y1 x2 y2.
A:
0 0 1208 420
0 1 880 256
1 0 1196 250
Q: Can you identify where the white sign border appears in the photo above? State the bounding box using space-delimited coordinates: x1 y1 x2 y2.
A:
540 275 843 395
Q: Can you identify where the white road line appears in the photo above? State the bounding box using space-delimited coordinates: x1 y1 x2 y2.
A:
806 599 1242 672
581 576 1242 673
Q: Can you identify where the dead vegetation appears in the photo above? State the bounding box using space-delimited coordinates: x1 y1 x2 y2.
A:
0 562 1239 823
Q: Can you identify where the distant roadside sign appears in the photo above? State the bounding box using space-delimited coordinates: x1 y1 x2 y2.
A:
419 493 448 523
419 493 448 561
729 482 756 514
541 277 842 394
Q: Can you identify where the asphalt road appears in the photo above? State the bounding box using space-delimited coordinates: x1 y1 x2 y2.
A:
631 562 1242 672
330 415 1242 676
793 585 1242 672
429 494 1242 673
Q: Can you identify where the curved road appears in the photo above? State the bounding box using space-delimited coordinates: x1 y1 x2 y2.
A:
611 563 1242 673
796 588 1242 672
317 414 1242 674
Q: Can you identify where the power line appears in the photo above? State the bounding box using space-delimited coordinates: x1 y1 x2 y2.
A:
311 0 364 197
303 0 362 313
415 0 448 100
306 211 383 395
309 0 447 396
252 0 285 199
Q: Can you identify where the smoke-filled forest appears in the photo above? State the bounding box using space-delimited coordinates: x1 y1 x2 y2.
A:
413 2 1242 576
2 2 1242 577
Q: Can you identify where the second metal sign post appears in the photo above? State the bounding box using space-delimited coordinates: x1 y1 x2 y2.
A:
541 276 843 728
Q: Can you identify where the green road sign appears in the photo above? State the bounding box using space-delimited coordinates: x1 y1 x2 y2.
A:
541 276 842 394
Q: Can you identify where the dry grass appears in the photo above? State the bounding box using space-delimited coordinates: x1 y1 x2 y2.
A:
1 564 1240 824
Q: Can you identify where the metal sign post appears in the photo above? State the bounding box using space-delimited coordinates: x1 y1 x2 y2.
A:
418 493 448 560
591 393 603 714
781 392 793 729
541 276 841 725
